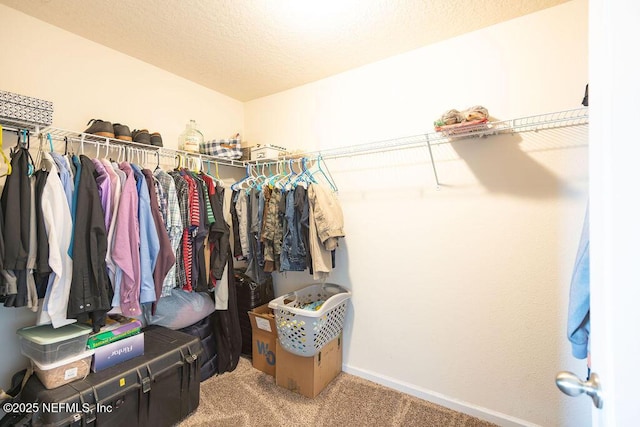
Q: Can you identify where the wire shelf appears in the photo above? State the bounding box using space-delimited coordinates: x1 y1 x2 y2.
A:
36 126 246 168
0 118 42 133
2 107 588 186
266 107 589 188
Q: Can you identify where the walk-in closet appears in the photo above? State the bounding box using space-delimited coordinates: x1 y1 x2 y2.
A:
1 0 638 426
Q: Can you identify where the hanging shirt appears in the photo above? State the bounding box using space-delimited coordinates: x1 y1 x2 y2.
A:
112 162 142 317
207 180 231 281
169 171 189 291
25 177 38 312
131 164 160 304
37 152 75 328
308 184 333 280
142 168 175 307
179 171 200 291
230 190 243 259
50 152 73 210
108 163 127 309
568 206 590 359
67 155 82 258
235 190 250 258
155 169 183 296
92 159 112 231
33 169 52 297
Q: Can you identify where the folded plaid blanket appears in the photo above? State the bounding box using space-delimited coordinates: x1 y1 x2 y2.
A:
199 138 242 159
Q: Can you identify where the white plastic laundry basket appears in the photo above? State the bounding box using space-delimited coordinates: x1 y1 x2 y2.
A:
268 283 351 357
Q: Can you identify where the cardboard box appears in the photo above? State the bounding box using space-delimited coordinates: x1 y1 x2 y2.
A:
275 334 342 398
91 332 144 372
248 304 277 376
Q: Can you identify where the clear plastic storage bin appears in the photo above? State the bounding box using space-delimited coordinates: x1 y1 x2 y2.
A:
268 283 351 357
32 349 94 390
17 323 92 365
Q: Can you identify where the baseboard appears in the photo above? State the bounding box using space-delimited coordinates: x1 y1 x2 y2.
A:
342 364 539 427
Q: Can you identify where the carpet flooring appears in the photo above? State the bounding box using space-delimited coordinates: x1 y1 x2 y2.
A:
178 357 497 427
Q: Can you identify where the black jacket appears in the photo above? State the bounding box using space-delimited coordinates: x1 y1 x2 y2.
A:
68 155 112 330
213 252 242 374
209 185 230 282
1 147 31 307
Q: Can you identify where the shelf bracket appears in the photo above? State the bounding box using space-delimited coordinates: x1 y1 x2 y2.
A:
424 133 440 189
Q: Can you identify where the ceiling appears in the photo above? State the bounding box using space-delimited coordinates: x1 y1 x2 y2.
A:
1 0 569 102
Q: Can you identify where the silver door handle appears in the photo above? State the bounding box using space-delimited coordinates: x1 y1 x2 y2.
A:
556 371 603 409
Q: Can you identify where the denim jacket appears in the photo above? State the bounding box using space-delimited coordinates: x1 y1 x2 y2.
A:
280 188 307 271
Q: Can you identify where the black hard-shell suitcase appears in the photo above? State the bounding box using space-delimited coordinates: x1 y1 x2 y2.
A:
178 312 218 381
21 326 201 427
234 270 274 356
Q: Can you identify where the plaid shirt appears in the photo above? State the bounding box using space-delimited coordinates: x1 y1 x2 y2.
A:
155 169 183 296
169 171 189 291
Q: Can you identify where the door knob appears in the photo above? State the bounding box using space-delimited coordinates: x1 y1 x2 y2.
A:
556 371 603 409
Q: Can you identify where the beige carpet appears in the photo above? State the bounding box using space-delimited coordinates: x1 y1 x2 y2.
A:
178 357 497 427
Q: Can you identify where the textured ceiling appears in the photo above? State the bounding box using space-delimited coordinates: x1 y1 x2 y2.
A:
1 0 569 101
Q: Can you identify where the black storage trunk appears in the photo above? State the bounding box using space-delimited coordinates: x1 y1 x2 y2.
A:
234 270 274 356
21 326 201 427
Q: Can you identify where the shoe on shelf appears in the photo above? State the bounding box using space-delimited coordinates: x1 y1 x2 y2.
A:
113 123 132 141
84 119 115 138
150 132 163 147
132 129 151 145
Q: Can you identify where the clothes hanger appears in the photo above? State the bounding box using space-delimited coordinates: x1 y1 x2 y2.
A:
231 164 255 191
214 160 223 186
175 154 185 170
320 154 338 192
310 154 338 192
47 133 54 153
18 129 36 177
273 159 293 190
155 150 161 171
251 163 268 191
292 157 317 188
310 153 338 192
0 125 13 177
268 160 285 188
192 156 202 174
103 139 110 161
282 159 300 191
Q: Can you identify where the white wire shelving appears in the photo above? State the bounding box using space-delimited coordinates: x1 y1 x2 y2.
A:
2 125 247 168
2 107 589 185
248 107 589 187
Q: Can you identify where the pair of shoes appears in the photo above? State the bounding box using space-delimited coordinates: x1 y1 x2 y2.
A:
132 129 163 147
114 123 132 141
84 119 114 138
84 119 132 141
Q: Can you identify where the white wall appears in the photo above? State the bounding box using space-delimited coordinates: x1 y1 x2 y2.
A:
244 1 590 426
0 4 244 390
